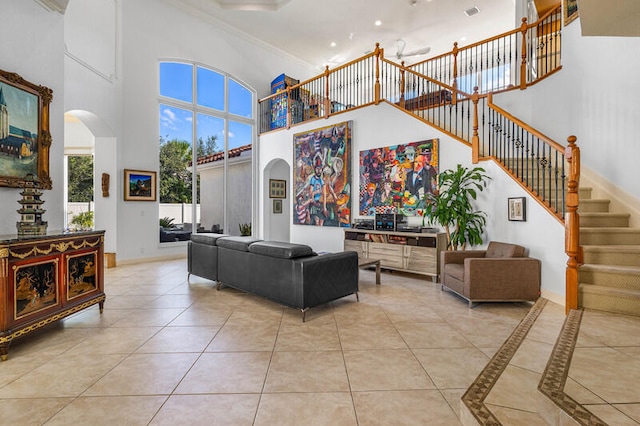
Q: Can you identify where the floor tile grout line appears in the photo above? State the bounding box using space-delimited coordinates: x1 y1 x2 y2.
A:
538 308 609 426
461 297 547 425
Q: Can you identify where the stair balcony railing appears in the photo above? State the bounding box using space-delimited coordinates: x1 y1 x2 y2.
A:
408 5 562 95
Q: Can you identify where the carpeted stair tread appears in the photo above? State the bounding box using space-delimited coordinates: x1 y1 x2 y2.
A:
579 212 630 227
579 284 640 295
579 285 640 317
580 264 640 275
582 244 640 252
579 264 640 290
578 199 611 213
580 228 640 245
582 245 640 267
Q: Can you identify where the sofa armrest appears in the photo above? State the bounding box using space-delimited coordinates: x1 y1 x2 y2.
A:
442 250 486 265
464 257 541 300
295 251 359 308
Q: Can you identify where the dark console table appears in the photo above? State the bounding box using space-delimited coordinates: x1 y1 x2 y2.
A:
0 230 105 360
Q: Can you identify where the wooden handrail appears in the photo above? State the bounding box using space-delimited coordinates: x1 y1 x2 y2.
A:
410 5 560 70
486 94 566 153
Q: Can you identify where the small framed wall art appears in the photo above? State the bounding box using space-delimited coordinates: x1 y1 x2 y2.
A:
273 199 283 214
269 179 286 198
508 197 526 221
124 169 157 201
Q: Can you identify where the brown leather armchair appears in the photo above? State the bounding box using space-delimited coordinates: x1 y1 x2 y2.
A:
440 241 541 307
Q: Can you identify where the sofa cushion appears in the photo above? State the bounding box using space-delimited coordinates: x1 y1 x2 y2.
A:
443 263 465 281
485 241 525 258
249 241 315 259
217 236 263 252
190 233 229 246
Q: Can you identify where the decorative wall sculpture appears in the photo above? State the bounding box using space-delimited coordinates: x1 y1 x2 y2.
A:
359 138 439 216
293 121 352 227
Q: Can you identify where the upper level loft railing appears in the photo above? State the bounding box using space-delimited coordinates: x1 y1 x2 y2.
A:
258 5 562 134
408 6 562 94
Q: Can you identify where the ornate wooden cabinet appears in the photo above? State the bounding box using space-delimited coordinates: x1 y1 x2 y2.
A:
0 230 105 360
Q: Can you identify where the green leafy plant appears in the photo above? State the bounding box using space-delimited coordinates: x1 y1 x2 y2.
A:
159 216 176 229
239 223 252 236
424 165 491 250
70 211 94 230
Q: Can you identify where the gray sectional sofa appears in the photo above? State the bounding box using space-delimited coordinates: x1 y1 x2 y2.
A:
188 234 359 321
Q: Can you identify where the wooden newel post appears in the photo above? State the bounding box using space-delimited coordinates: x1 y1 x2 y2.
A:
519 17 528 90
452 42 458 106
471 87 480 164
324 66 331 118
565 135 580 314
374 43 381 105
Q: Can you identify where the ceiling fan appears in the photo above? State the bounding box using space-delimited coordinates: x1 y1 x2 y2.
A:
395 39 431 61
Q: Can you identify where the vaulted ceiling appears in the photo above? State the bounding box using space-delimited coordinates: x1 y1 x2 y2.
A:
172 0 517 70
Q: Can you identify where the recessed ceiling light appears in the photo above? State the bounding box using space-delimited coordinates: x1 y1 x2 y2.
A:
374 20 382 26
460 36 467 41
330 42 336 47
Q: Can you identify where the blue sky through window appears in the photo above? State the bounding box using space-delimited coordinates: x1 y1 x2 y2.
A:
159 62 253 149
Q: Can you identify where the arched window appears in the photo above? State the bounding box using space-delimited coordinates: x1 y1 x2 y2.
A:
158 61 255 242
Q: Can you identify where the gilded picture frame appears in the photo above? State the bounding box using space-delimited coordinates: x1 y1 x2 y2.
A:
0 69 53 189
124 169 157 201
564 0 578 26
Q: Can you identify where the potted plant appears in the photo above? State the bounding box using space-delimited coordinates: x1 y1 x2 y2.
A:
159 216 176 229
239 223 252 236
424 164 491 250
70 211 94 231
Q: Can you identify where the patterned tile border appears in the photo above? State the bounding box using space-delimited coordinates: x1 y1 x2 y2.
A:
461 298 547 425
538 308 608 426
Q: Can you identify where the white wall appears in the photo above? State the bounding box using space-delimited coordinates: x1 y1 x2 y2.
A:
259 103 566 302
496 21 640 202
116 0 318 261
0 1 65 235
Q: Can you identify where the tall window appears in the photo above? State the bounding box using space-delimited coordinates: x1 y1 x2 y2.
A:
159 62 254 242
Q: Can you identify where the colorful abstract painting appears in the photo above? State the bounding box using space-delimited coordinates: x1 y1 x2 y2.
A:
293 121 352 227
359 139 439 216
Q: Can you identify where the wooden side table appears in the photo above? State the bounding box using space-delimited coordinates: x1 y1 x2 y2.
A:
358 258 381 285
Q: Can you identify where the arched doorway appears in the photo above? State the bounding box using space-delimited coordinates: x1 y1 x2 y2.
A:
264 158 290 242
64 110 117 255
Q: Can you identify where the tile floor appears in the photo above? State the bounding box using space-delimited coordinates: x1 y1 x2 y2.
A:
0 258 635 425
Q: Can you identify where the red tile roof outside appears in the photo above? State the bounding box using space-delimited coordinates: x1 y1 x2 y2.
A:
195 143 252 165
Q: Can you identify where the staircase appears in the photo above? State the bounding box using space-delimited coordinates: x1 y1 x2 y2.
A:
578 187 640 316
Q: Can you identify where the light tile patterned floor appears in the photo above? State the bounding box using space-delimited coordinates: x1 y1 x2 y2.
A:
0 258 637 425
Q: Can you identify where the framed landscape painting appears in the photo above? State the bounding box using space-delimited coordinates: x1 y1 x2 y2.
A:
124 169 157 201
0 69 53 189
